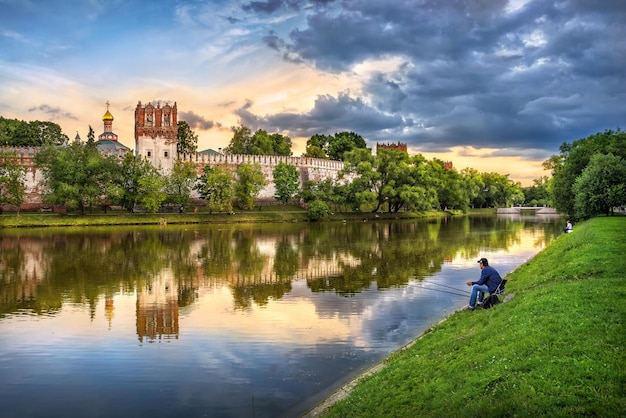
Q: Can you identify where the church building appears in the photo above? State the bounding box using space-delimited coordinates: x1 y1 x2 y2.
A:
96 101 131 155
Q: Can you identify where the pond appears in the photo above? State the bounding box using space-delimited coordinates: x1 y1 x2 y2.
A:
0 214 563 418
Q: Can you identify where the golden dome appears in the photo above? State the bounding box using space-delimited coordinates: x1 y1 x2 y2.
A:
102 101 114 122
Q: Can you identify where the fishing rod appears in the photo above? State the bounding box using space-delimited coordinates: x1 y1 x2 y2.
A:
411 277 471 297
422 280 471 294
414 285 469 298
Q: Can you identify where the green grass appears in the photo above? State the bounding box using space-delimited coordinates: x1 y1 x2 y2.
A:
316 216 626 417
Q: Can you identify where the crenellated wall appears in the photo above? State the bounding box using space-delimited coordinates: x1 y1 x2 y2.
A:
179 153 346 199
1 146 347 208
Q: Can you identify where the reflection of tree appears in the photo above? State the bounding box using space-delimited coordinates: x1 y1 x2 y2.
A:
233 231 267 277
197 229 235 277
0 217 561 319
304 216 548 296
231 280 292 309
274 237 298 279
0 238 62 316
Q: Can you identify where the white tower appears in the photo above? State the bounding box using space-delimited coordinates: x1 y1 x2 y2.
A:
134 101 178 172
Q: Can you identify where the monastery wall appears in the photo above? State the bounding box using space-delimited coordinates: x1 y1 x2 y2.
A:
1 146 346 208
179 153 345 200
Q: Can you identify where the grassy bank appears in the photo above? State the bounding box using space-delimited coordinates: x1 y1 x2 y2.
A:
313 216 625 417
0 207 457 228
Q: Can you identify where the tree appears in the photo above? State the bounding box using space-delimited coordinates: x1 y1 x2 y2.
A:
165 160 197 207
435 161 468 211
177 121 198 155
87 125 95 146
115 153 163 212
35 143 118 215
224 125 292 156
272 162 300 206
137 170 167 213
341 148 379 211
522 176 551 207
303 134 331 159
547 128 626 218
328 131 367 161
303 132 367 161
224 125 252 154
461 167 485 208
269 133 292 156
0 117 69 146
234 162 267 210
573 153 626 219
0 150 26 213
195 165 234 213
307 200 330 220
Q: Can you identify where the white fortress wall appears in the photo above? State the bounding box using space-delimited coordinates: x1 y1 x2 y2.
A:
179 153 346 199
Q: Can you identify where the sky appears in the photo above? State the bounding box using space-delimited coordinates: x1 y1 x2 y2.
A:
1 0 624 186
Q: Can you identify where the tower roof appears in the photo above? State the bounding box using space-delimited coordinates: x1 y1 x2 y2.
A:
102 100 114 122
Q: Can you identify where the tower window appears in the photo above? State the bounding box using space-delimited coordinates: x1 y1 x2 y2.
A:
164 151 169 158
147 151 152 157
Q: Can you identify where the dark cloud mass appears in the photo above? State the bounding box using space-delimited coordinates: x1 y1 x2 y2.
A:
179 110 221 130
28 104 77 120
244 0 626 158
236 93 407 139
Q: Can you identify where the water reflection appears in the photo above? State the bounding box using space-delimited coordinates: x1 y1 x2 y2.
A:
0 216 563 417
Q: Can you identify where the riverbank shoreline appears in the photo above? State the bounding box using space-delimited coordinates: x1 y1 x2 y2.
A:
0 208 466 228
305 216 626 417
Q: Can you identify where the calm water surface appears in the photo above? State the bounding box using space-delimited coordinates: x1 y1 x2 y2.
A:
0 215 563 418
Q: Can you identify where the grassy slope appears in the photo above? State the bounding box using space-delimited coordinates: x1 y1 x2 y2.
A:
320 216 625 417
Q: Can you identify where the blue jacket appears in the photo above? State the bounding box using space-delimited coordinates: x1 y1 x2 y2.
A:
472 265 503 293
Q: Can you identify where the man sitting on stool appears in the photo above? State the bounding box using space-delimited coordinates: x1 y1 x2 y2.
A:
465 258 503 311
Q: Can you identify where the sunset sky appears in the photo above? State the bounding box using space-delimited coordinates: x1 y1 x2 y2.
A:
1 0 624 185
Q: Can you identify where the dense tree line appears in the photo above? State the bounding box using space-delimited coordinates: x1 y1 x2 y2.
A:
544 128 626 220
0 117 69 146
0 119 527 216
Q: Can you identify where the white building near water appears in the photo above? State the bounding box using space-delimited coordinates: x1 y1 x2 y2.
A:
2 100 348 210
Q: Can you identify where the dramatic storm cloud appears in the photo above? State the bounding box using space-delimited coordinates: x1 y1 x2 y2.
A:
1 0 623 183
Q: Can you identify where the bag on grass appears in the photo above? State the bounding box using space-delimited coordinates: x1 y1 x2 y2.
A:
482 294 500 309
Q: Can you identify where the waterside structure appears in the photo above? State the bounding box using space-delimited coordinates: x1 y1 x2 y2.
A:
1 100 348 210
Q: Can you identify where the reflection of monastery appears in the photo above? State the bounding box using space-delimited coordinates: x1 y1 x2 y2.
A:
3 101 350 210
136 273 179 343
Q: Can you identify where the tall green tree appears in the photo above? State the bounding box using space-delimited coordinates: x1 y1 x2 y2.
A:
87 125 95 146
341 147 379 211
303 134 331 159
195 165 234 213
138 171 167 213
434 160 468 211
165 160 197 206
177 121 198 154
115 153 165 212
234 162 267 210
329 131 367 161
0 117 69 146
272 162 300 205
0 150 26 213
224 125 292 156
461 167 485 208
224 125 252 154
35 143 118 214
547 128 626 218
303 132 367 161
573 153 626 219
522 176 551 207
269 133 292 156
